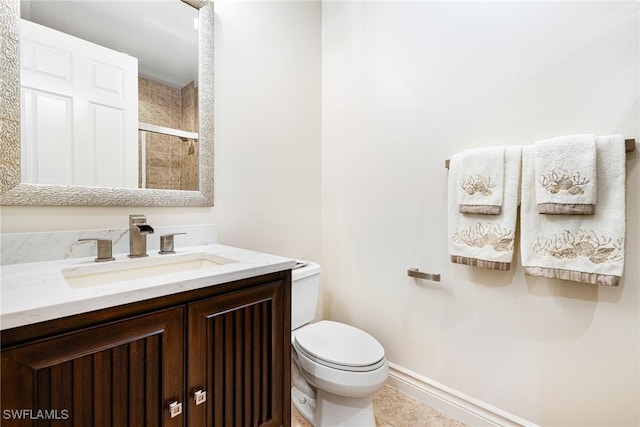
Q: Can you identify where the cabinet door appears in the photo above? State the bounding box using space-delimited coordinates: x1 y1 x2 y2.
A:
188 281 290 427
1 307 184 427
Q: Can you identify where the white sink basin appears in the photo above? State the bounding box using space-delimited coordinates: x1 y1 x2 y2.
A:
62 252 237 288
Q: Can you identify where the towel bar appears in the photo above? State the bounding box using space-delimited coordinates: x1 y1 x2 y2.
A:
444 138 636 169
408 268 441 282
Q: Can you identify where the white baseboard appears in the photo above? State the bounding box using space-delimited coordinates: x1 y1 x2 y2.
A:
387 362 538 427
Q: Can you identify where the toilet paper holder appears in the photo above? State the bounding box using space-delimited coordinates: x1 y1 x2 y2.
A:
407 268 441 282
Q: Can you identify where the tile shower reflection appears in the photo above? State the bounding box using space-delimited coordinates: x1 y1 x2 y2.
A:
138 76 199 190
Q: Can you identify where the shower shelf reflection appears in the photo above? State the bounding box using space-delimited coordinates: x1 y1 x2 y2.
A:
139 122 198 141
138 123 199 191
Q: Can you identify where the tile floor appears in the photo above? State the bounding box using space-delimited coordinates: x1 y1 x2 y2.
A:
291 385 467 427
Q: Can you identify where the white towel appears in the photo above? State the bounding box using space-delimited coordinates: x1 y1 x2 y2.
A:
521 135 626 286
456 146 505 215
534 134 597 214
448 146 521 270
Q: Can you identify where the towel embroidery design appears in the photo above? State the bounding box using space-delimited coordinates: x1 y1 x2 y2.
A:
539 170 591 196
533 230 624 264
452 223 514 252
460 175 497 196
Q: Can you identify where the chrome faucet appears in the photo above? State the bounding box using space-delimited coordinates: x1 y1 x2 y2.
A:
128 214 154 258
78 238 115 262
159 233 186 255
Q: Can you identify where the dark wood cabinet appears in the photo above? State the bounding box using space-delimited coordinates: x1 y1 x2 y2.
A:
188 281 288 427
0 271 291 427
1 307 184 426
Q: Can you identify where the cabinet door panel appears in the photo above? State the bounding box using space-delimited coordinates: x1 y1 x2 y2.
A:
1 307 183 427
188 281 289 427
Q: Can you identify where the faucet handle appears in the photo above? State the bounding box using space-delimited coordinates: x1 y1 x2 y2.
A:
78 238 115 262
159 233 186 255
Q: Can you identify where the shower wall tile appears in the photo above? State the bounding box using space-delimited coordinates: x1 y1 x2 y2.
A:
138 76 149 91
138 76 199 191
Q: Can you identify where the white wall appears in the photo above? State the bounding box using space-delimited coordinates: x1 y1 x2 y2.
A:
321 2 639 426
212 0 322 261
0 205 216 233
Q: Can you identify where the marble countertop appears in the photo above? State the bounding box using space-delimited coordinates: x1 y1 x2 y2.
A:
0 244 296 330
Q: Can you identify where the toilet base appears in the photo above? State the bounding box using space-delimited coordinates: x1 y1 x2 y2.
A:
292 386 376 427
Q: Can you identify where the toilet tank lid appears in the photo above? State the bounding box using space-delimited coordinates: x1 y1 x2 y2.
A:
292 260 321 281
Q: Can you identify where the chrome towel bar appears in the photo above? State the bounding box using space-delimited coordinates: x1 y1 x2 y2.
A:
408 268 441 282
444 138 636 169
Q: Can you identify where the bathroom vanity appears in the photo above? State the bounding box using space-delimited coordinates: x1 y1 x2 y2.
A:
0 244 294 427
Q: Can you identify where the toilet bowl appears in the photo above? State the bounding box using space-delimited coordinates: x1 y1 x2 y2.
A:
291 261 388 426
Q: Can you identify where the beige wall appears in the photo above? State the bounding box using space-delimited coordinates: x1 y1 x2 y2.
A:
211 1 322 262
0 207 215 233
321 2 639 426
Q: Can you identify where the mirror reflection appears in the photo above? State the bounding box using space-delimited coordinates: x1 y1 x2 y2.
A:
19 1 199 191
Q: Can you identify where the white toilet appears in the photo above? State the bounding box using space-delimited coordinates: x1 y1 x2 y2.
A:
291 261 388 426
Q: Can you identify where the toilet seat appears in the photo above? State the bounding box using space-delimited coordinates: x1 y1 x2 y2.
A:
293 321 386 372
293 338 389 399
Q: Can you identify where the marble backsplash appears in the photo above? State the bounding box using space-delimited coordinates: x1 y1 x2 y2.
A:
1 224 217 265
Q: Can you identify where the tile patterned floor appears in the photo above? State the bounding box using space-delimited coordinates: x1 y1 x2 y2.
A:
292 385 467 427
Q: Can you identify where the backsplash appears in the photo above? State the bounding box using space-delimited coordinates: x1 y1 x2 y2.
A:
1 224 217 265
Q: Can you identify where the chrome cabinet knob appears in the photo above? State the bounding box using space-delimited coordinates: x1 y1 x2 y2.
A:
168 401 182 418
77 238 115 262
159 233 186 254
194 389 206 405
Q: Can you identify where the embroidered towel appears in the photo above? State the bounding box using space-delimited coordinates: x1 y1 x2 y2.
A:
448 146 521 270
455 146 505 215
521 135 625 286
534 134 597 214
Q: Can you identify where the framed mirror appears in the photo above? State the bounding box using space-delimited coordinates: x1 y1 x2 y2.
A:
0 0 214 206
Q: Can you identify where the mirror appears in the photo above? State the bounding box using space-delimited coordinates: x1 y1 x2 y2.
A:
0 0 214 206
21 0 199 191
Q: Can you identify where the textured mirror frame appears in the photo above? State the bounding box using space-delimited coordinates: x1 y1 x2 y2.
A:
0 0 213 206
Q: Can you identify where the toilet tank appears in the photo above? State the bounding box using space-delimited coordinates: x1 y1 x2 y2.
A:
291 260 321 331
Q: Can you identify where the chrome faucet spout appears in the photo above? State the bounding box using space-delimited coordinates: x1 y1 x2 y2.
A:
129 214 154 258
134 224 155 235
